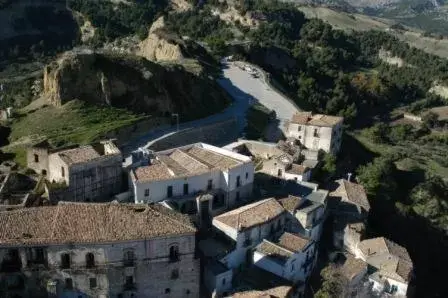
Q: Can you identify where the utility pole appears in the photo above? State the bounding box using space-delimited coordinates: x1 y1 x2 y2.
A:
172 113 179 132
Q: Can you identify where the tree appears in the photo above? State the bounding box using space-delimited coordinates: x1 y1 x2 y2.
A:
364 123 390 144
422 111 439 128
357 156 398 200
315 265 346 298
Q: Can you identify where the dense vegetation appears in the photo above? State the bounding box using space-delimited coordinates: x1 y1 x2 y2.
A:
68 0 168 43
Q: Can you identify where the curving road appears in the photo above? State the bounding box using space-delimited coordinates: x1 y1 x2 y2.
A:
123 61 299 153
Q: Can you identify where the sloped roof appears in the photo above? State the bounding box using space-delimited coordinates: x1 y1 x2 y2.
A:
58 145 101 165
286 164 309 175
340 254 367 281
255 240 293 265
277 195 304 213
291 112 343 127
213 198 285 231
358 237 413 282
0 203 196 246
330 179 370 212
133 143 247 182
277 232 310 252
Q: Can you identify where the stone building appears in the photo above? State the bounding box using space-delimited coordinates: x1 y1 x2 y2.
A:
0 202 199 298
287 112 343 154
130 143 254 213
355 237 414 297
328 179 370 254
27 140 123 202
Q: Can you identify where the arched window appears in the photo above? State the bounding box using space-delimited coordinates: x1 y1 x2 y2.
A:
169 245 179 262
86 252 95 268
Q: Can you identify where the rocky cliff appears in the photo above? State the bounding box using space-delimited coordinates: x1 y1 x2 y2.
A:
43 50 229 120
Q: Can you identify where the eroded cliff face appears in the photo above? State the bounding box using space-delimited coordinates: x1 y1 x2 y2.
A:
43 51 229 120
137 17 187 62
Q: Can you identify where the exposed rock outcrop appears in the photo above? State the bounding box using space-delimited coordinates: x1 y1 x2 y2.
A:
43 51 229 120
137 17 187 62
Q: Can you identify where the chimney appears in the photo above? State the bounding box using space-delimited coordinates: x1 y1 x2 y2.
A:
347 173 352 182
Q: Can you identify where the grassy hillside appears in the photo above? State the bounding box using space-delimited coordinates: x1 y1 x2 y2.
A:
296 5 448 58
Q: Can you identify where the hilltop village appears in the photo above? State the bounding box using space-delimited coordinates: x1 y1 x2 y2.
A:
0 111 414 298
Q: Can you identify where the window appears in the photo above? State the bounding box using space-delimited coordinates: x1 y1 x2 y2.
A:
42 169 47 175
85 253 95 268
278 169 282 177
313 128 319 137
124 276 134 289
236 176 241 187
207 179 213 191
60 253 70 269
167 186 173 198
34 154 39 163
89 278 97 289
298 126 301 132
222 278 226 285
245 172 249 179
183 183 189 195
236 191 240 201
165 288 171 294
61 167 65 178
123 250 135 267
171 269 179 279
186 289 190 295
169 245 179 262
213 194 225 209
65 278 73 289
144 188 149 197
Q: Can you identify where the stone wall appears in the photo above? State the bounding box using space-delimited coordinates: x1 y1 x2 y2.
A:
148 118 238 151
0 234 199 298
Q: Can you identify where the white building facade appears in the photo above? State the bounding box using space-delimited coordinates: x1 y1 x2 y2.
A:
287 112 343 154
130 143 254 209
253 232 316 283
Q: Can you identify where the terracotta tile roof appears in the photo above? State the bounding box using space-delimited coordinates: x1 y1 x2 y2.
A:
157 154 189 176
133 144 246 182
186 146 241 169
232 286 292 298
213 198 285 231
0 203 196 246
286 164 309 175
58 145 101 165
255 240 293 265
358 237 413 282
277 232 310 252
133 163 173 182
291 112 312 125
340 254 367 281
290 112 343 127
330 179 370 212
277 195 304 213
168 149 210 173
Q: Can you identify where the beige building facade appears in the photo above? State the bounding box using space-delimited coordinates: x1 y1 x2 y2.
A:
0 203 199 298
287 112 343 154
27 141 123 202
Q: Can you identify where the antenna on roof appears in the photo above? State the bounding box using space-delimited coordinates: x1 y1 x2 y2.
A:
347 173 352 182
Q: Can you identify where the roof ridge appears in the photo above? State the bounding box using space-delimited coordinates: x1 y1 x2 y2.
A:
181 148 215 169
263 239 294 254
150 205 196 232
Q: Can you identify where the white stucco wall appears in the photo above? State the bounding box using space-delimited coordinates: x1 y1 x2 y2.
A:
288 121 343 154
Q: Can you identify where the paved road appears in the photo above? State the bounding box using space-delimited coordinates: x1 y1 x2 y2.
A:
219 62 300 140
123 61 298 153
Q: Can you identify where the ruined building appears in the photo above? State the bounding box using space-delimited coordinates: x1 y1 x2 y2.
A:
27 140 122 202
0 202 199 298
